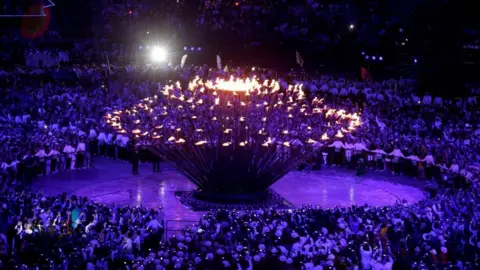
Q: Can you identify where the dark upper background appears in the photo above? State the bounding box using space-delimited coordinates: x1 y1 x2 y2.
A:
0 0 479 97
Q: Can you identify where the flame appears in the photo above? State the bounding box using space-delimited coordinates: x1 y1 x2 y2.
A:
195 140 207 146
321 133 329 140
205 76 261 92
262 137 273 147
335 130 344 138
132 129 141 134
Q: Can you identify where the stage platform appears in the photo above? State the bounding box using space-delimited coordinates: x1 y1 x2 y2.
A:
33 159 425 224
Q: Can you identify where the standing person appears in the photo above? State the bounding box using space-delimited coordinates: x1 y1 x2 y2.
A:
356 156 366 176
152 154 161 173
106 132 114 159
131 147 139 175
23 151 37 185
86 139 94 168
120 134 130 161
63 141 75 170
329 140 345 166
35 145 47 176
389 147 405 176
423 153 435 180
49 145 60 173
76 138 86 168
88 126 98 156
97 130 106 156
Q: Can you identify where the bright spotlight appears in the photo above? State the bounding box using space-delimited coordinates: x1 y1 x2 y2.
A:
361 51 365 55
372 56 376 60
349 24 354 30
365 55 369 60
379 56 383 61
190 47 195 51
197 47 202 51
151 47 167 62
184 46 187 51
414 58 417 63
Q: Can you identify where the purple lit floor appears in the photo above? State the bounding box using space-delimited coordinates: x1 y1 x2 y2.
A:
33 159 425 224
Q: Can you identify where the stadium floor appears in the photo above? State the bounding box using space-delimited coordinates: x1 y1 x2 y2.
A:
33 159 425 227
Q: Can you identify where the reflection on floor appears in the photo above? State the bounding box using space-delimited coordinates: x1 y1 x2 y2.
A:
33 159 425 228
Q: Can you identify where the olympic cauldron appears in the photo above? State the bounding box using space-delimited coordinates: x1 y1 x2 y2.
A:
106 76 361 201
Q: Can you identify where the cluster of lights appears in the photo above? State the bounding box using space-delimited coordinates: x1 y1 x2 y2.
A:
107 76 361 146
361 52 383 61
184 46 202 52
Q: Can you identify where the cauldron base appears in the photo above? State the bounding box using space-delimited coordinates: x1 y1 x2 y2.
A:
174 189 294 211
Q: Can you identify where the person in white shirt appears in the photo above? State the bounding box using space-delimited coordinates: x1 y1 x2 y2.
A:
88 127 98 156
353 142 368 167
121 135 130 161
48 146 60 173
115 134 123 160
76 139 86 169
97 131 106 156
449 160 459 174
1 158 17 183
329 140 345 166
63 142 76 170
373 148 387 171
360 243 372 270
36 146 47 176
106 132 114 159
389 147 405 175
422 153 435 180
344 141 354 166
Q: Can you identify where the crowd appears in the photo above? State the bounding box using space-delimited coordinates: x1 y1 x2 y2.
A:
0 62 479 268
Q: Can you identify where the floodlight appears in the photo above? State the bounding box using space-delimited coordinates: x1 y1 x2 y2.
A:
151 47 167 62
